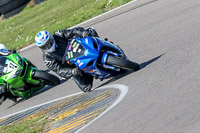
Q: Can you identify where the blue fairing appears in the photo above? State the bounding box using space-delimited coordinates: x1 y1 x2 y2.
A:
69 37 125 79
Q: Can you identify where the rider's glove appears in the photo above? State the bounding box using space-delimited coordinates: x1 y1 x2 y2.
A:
10 50 17 54
72 68 82 76
86 27 99 37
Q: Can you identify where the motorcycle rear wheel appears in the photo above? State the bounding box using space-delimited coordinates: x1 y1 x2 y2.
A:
106 55 140 71
32 70 60 86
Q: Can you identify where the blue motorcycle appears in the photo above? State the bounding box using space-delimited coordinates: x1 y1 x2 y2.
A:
63 36 140 80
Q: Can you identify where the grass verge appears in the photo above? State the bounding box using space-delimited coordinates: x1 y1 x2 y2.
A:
0 116 49 133
0 0 133 50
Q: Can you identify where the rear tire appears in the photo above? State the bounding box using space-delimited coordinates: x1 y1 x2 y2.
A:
106 55 140 71
32 70 60 86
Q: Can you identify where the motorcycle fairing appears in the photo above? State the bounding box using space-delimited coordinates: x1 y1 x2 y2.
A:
67 37 125 79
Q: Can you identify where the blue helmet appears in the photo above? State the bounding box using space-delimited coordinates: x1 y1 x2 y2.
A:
0 43 9 56
35 31 56 53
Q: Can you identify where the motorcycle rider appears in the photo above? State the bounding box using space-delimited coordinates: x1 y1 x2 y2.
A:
35 27 99 92
0 43 17 105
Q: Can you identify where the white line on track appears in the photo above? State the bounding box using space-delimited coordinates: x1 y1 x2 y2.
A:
0 91 83 120
19 0 138 52
0 84 128 121
75 84 128 133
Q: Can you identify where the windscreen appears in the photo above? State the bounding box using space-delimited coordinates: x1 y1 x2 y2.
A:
64 39 85 60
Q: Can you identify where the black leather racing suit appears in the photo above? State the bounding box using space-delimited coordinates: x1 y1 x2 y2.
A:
43 27 98 92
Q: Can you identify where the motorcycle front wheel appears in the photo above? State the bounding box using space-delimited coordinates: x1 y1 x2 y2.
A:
106 55 140 71
32 70 60 86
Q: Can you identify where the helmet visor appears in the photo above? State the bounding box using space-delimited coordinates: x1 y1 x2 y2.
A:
40 36 54 51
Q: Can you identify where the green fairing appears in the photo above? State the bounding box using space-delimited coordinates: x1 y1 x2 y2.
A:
0 53 45 98
10 85 45 98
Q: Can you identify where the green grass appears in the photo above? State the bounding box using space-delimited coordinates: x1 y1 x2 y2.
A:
0 116 48 133
0 0 132 50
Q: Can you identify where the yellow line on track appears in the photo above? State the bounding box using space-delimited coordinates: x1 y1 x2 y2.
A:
21 96 83 121
0 118 7 123
49 109 104 133
56 90 112 121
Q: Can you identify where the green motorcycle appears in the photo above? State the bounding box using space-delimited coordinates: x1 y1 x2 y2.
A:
0 53 60 100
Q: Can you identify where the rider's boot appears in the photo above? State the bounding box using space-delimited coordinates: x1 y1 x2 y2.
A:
73 73 93 92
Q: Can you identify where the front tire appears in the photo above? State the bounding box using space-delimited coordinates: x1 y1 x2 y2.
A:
106 55 140 71
32 70 60 86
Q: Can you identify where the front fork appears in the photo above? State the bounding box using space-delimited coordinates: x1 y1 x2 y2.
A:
100 51 120 71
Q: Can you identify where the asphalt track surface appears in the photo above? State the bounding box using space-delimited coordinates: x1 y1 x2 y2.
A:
1 0 200 132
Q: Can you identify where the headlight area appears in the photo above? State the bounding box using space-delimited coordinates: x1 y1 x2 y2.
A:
16 56 23 66
10 69 22 79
